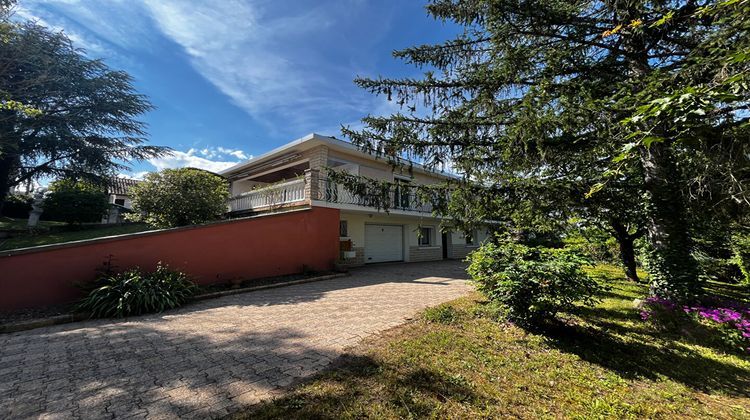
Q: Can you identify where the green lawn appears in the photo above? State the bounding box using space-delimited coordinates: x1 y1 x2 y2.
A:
0 222 153 250
245 265 750 419
0 216 66 230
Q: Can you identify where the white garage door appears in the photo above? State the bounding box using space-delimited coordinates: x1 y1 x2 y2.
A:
365 224 403 263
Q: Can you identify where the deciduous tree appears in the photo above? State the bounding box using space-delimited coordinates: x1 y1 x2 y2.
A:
128 168 229 228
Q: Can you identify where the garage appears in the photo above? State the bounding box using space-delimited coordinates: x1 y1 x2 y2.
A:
364 224 403 263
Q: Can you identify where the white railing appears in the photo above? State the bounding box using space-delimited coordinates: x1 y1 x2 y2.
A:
229 177 306 212
315 177 435 214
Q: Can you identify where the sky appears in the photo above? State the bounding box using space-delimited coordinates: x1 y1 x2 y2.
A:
17 0 460 178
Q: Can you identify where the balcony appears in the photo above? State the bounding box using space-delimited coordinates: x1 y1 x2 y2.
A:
228 170 435 214
228 177 306 213
312 176 434 214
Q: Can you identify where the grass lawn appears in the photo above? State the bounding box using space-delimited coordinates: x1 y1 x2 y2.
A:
0 222 153 250
0 216 66 230
245 264 750 419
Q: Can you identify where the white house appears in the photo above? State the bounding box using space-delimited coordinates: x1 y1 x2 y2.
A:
101 177 140 224
219 133 488 266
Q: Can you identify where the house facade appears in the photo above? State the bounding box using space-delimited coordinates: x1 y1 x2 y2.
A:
101 177 140 224
220 133 488 266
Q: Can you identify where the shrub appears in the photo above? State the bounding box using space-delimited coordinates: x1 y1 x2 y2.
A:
127 168 229 228
43 179 109 224
77 263 197 318
731 232 750 286
467 239 601 325
1 192 32 218
563 227 619 264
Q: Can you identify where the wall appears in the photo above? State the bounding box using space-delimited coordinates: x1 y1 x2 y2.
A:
0 208 340 311
448 228 490 259
339 211 443 265
327 149 445 186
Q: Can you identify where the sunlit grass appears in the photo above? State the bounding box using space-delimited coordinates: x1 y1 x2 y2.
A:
0 223 153 250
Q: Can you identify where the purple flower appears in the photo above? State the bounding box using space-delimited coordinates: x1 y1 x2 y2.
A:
640 310 651 321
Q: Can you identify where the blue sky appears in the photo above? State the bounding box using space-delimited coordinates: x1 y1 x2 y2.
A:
18 0 460 177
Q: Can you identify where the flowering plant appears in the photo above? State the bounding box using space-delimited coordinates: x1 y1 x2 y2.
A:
640 296 750 353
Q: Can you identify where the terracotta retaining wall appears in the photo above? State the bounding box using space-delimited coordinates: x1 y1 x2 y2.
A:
0 207 340 310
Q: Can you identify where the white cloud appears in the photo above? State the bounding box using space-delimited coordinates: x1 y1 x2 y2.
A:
14 4 110 56
197 146 250 160
118 171 150 180
148 149 242 173
138 0 371 132
217 147 248 160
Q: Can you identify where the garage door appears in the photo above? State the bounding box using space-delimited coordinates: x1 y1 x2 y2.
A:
365 224 403 263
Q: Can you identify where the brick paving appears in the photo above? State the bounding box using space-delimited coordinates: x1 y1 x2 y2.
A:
0 260 471 419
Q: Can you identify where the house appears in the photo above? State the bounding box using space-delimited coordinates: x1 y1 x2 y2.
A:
219 133 488 266
101 177 140 224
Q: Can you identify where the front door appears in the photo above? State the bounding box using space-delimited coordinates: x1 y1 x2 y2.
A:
441 233 449 259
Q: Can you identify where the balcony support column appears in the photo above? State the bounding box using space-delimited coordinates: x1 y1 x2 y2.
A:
304 168 320 203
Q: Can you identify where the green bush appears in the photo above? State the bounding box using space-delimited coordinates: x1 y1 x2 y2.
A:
564 228 620 264
127 168 229 228
467 239 601 325
731 232 750 286
1 192 32 218
77 263 197 318
43 179 109 224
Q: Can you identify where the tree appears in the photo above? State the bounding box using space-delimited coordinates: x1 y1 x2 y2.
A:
339 0 749 302
128 168 229 228
0 18 168 213
43 179 109 224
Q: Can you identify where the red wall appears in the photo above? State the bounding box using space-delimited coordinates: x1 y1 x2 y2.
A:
0 207 340 310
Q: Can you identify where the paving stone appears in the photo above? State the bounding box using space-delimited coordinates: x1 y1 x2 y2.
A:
0 261 470 418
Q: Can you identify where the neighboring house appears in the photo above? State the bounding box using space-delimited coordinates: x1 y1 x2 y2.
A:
102 177 140 224
220 133 488 266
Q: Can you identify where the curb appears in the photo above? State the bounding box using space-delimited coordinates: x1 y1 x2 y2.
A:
0 313 89 334
0 272 350 334
191 272 350 301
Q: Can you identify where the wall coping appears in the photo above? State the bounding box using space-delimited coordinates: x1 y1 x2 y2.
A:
0 207 314 258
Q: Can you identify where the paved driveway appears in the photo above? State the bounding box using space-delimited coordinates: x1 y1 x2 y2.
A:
0 260 471 419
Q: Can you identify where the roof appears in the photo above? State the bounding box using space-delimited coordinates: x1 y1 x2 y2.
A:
108 177 141 195
219 133 459 180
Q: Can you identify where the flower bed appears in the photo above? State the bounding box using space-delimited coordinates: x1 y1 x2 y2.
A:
640 295 750 353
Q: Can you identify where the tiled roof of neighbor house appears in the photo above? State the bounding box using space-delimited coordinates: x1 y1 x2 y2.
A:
108 177 141 195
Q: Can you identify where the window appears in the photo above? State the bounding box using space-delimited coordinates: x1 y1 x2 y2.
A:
465 231 475 246
339 220 348 237
114 198 125 206
394 178 411 209
419 226 434 246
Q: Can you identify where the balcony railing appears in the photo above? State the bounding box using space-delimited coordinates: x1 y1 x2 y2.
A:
313 177 434 214
228 177 306 213
228 171 437 214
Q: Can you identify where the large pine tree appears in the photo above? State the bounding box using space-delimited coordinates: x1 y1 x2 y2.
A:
341 0 750 301
0 15 167 209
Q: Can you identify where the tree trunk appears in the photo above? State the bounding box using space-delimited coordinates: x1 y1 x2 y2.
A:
0 154 16 215
639 143 700 300
621 8 700 302
610 220 639 283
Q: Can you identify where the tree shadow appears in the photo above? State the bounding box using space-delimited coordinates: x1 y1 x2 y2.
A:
244 354 481 419
534 320 750 397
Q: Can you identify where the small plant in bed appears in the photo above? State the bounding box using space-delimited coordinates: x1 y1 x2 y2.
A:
77 263 197 318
